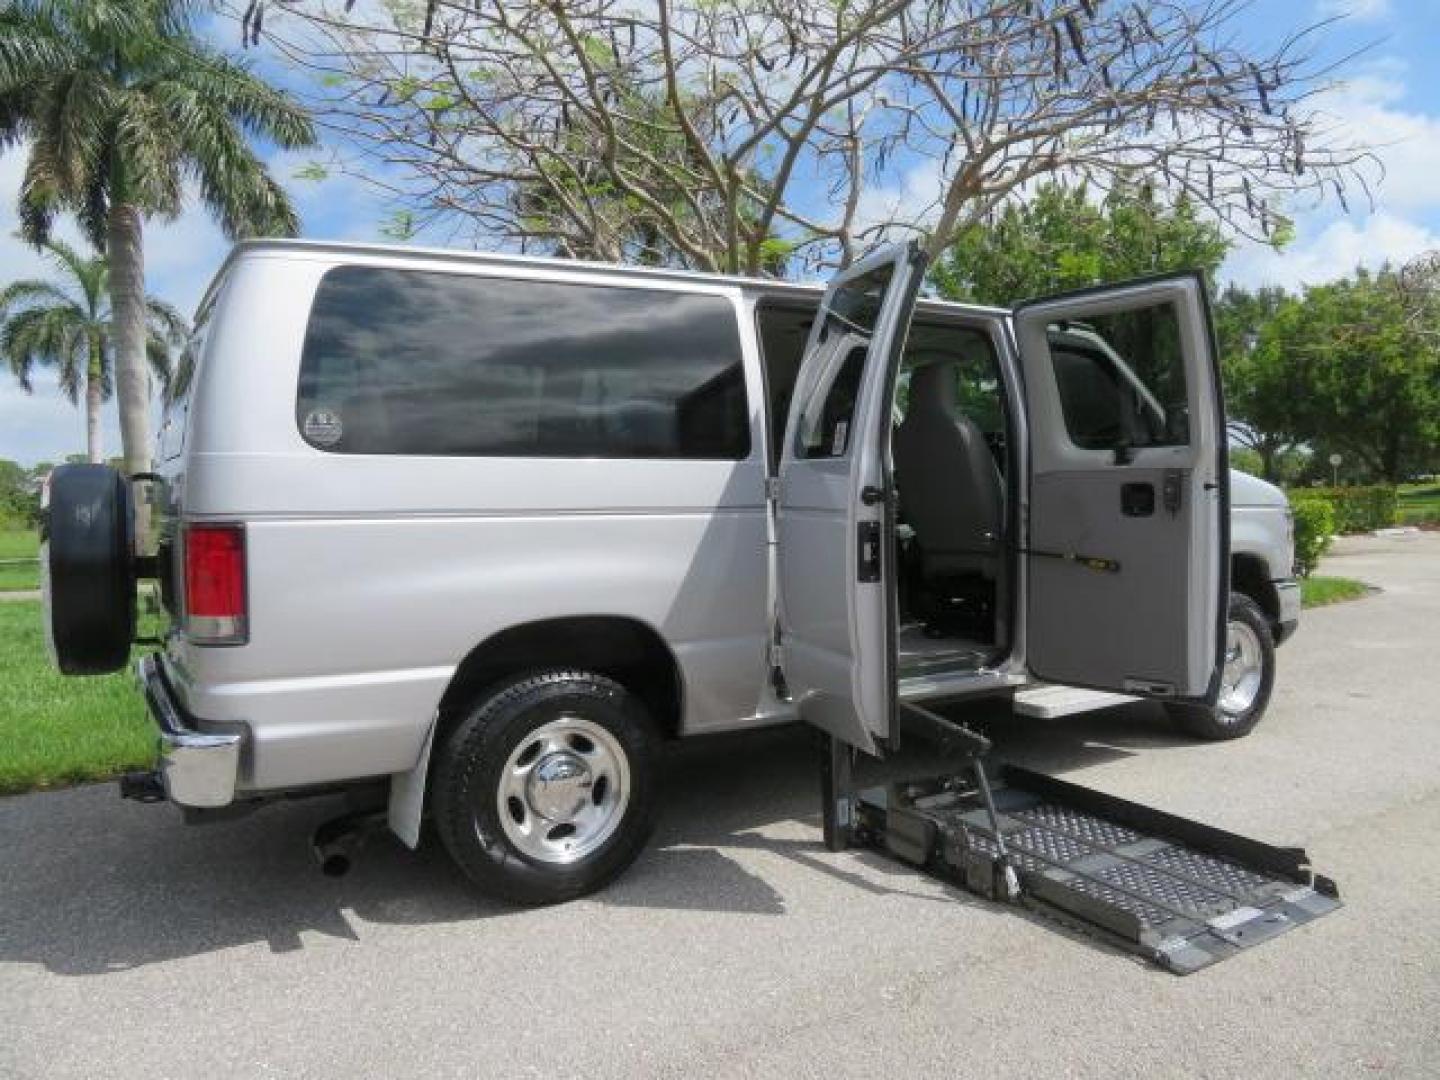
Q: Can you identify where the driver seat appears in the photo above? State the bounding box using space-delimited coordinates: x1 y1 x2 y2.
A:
893 360 1003 580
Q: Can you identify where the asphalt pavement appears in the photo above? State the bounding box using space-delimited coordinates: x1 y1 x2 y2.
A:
2 532 1438 1079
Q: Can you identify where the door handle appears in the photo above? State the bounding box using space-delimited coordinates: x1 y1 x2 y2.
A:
1162 469 1183 514
860 485 889 507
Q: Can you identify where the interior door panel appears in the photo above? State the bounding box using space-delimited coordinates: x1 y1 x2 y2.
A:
1013 274 1227 702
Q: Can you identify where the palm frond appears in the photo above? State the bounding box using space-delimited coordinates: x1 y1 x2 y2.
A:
46 69 113 190
145 296 189 344
34 234 103 303
173 87 302 238
145 332 173 390
0 277 76 316
2 302 88 400
0 5 81 97
160 46 315 150
112 87 184 217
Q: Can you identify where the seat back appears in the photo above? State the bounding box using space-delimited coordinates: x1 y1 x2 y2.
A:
893 361 1003 578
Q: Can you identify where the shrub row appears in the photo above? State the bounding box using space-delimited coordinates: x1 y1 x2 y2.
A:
1293 486 1397 535
1288 496 1335 578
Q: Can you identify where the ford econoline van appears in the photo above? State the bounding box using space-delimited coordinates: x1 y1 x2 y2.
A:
42 240 1299 903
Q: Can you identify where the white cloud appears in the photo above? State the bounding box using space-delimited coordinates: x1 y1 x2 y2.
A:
0 371 113 467
1317 73 1440 213
852 156 945 242
1219 62 1440 290
1222 209 1439 289
1317 0 1392 21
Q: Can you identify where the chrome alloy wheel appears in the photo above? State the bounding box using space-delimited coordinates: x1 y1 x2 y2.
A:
1218 619 1264 717
496 715 631 864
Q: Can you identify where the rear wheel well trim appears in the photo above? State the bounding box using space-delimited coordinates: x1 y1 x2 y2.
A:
388 615 684 847
435 614 684 738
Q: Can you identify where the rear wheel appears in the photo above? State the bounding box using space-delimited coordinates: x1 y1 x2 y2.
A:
432 669 661 905
1166 592 1275 741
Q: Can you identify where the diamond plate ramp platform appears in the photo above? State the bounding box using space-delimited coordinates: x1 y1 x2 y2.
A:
855 765 1341 975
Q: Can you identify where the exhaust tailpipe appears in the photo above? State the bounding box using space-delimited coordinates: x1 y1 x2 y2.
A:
311 810 385 877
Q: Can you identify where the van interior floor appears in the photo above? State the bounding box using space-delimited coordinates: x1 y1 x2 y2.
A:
897 622 993 677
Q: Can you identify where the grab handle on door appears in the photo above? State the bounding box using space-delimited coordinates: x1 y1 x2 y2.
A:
1121 482 1155 517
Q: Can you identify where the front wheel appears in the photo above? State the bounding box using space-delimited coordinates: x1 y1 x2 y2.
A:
1165 593 1276 741
432 669 661 905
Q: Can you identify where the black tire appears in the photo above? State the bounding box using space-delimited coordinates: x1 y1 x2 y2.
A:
42 464 136 675
1165 592 1275 741
432 669 661 905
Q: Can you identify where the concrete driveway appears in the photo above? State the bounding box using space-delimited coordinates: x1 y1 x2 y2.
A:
3 533 1438 1079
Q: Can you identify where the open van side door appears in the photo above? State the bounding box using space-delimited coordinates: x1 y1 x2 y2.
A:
774 242 927 755
1012 273 1228 702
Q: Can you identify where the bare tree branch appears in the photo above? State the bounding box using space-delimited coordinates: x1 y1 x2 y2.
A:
239 0 1376 274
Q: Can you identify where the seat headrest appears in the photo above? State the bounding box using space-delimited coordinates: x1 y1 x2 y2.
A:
909 361 959 417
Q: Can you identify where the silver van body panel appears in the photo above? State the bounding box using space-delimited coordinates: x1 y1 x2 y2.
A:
166 246 774 793
156 240 1294 837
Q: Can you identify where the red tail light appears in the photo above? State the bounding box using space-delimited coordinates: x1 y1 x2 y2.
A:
184 524 248 644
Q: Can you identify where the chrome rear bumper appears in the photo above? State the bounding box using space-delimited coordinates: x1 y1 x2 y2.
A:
136 654 240 808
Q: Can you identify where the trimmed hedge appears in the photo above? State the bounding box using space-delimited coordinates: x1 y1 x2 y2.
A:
1289 496 1335 578
1296 486 1397 534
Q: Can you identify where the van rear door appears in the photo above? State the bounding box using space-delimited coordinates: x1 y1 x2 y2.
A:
773 242 926 755
1011 274 1228 702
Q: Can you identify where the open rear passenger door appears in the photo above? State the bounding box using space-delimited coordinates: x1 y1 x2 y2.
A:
774 242 927 756
1012 273 1228 703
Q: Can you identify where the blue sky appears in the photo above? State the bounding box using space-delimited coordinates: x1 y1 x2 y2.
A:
2 0 1438 465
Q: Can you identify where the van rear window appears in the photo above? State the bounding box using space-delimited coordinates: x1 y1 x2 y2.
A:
296 266 750 459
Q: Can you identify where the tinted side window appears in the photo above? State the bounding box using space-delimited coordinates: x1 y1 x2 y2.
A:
799 344 868 458
1046 302 1188 452
297 267 750 459
793 261 897 460
1050 345 1126 449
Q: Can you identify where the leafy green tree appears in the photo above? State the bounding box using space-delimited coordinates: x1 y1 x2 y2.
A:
0 457 31 526
0 0 314 496
1212 284 1298 481
929 183 1336 483
932 183 1231 305
1 239 185 463
1257 269 1440 483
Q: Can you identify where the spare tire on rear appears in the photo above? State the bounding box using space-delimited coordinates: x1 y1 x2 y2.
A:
43 464 136 675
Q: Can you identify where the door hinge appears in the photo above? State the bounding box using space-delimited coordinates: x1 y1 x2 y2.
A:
857 521 882 582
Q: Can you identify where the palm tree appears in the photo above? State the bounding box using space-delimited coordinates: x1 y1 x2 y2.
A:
0 0 314 500
1 238 186 463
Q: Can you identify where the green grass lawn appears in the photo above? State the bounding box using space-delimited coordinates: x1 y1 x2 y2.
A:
0 528 38 559
1397 483 1440 526
0 601 154 795
1301 576 1369 608
0 528 40 592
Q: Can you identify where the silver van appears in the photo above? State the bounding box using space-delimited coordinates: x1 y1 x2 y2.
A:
42 239 1299 904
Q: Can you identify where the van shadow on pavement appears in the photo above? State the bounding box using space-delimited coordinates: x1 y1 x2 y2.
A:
0 699 1189 976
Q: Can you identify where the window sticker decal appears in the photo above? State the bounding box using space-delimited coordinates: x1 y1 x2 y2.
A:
303 407 344 447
